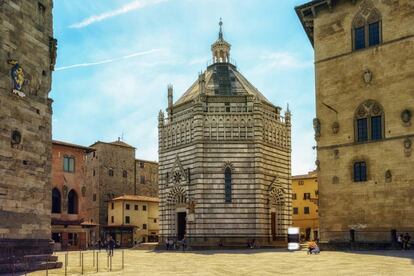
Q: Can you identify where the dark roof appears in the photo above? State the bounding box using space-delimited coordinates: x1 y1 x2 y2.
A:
111 195 160 203
292 170 317 180
52 140 95 153
175 62 275 107
135 158 158 165
295 0 348 46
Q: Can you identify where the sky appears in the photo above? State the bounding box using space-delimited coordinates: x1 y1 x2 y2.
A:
52 0 316 175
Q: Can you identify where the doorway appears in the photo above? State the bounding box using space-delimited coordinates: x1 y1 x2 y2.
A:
177 212 187 240
271 212 276 241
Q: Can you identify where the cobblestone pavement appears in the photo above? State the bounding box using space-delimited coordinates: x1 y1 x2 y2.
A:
30 249 414 276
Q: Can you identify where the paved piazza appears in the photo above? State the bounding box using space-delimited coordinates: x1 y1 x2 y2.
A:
28 249 414 276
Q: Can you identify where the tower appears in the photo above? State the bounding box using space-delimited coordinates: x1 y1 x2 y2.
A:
158 20 292 247
0 0 59 272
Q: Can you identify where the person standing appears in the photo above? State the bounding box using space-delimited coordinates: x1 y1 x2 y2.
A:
403 233 411 250
397 234 403 250
108 236 115 256
182 236 187 252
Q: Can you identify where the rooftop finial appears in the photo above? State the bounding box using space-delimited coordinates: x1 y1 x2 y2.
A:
218 18 223 40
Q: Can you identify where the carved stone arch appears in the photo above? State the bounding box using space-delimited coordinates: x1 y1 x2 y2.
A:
269 188 285 206
355 99 384 119
167 185 187 205
352 13 366 28
222 161 235 172
367 8 382 24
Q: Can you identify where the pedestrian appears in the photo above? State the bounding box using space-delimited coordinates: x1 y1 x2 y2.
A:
307 240 316 255
108 236 115 256
397 234 403 250
182 236 187 252
166 238 170 250
403 233 411 250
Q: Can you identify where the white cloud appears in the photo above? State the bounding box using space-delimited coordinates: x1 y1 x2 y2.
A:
55 49 163 71
69 0 167 29
260 51 313 70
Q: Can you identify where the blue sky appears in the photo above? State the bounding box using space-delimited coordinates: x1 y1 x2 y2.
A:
52 0 316 175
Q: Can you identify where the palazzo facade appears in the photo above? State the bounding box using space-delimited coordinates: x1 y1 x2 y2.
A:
158 21 292 247
296 0 414 247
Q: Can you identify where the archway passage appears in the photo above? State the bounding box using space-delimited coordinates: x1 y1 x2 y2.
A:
68 189 78 214
177 212 187 241
52 188 61 213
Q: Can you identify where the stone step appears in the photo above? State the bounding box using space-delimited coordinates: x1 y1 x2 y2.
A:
0 259 62 273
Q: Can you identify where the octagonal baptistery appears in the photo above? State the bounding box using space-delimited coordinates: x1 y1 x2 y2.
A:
158 21 292 248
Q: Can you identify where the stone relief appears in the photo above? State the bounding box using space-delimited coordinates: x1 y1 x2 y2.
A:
313 118 321 140
11 130 22 146
363 69 373 84
385 170 392 183
49 37 58 71
315 159 320 171
403 137 412 157
332 122 340 134
8 59 26 97
401 109 412 126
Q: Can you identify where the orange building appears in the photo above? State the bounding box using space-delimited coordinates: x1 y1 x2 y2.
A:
292 171 319 241
51 140 98 250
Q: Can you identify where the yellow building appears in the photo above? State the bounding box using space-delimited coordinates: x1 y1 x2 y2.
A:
292 171 319 241
105 195 160 247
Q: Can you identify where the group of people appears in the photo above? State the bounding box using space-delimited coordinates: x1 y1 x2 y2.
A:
307 240 320 254
397 233 411 250
165 236 187 252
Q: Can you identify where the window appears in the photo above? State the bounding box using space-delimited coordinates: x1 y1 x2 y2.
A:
52 188 61 213
134 205 138 210
224 167 232 203
354 26 365 50
67 190 78 214
293 207 298 215
123 170 128 178
93 169 96 176
63 156 75 173
303 193 311 200
140 162 144 168
355 101 384 142
143 224 147 230
108 169 114 177
292 193 297 200
68 233 78 246
140 176 145 184
304 207 310 214
126 204 130 210
143 205 147 211
352 9 382 50
38 2 46 24
371 116 382 140
357 118 368 142
298 180 304 185
153 219 157 223
369 22 380 46
93 194 97 202
111 203 114 210
354 161 367 182
111 216 114 223
125 216 130 224
315 190 319 196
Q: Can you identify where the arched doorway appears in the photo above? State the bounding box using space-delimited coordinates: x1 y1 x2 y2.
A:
68 189 78 214
269 188 286 240
52 188 61 213
167 186 187 240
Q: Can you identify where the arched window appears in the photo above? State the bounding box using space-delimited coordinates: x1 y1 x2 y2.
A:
52 188 61 213
352 7 382 50
68 189 78 214
224 167 232 203
355 100 384 142
354 161 367 182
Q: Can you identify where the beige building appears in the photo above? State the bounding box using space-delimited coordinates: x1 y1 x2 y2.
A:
158 21 292 247
292 171 319 241
296 0 414 247
0 0 60 271
106 195 160 246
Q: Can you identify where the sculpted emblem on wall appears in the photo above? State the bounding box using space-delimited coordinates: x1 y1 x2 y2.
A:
8 59 26 97
401 109 412 126
313 118 321 141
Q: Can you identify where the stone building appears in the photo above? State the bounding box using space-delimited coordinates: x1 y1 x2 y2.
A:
51 140 98 250
292 171 319 241
158 21 292 247
88 140 159 239
296 0 414 247
106 195 160 246
0 0 59 271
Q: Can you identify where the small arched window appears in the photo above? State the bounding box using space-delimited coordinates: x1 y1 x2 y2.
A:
224 167 232 203
355 100 384 142
352 7 382 50
52 188 61 213
354 161 367 182
68 189 78 214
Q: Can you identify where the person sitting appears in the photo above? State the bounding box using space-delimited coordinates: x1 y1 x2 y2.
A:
307 241 316 254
